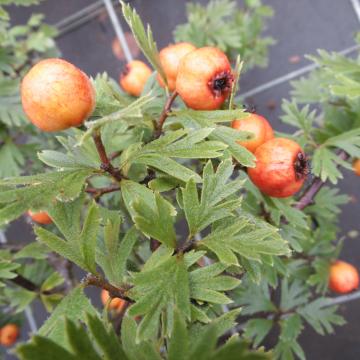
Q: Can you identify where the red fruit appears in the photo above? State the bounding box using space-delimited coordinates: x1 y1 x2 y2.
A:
329 260 359 294
28 210 52 225
176 47 234 110
353 159 360 176
0 324 19 347
101 290 127 312
120 60 152 97
248 138 308 198
21 58 95 132
231 113 274 153
157 42 196 92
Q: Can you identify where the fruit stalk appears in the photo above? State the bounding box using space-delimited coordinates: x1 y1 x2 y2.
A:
85 184 121 197
295 150 349 210
155 91 178 138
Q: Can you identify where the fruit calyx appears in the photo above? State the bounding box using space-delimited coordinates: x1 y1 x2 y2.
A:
121 64 130 77
294 152 309 180
208 70 234 98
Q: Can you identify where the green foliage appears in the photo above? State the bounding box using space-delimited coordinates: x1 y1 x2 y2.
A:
18 310 269 360
121 1 167 85
174 0 275 70
1 1 358 359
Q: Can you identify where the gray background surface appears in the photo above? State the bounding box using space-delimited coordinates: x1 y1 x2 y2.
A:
5 1 360 359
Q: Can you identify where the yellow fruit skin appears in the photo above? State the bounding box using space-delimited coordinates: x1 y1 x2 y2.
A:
157 42 196 92
248 138 306 198
101 290 127 312
120 60 152 97
176 47 233 110
231 114 274 154
353 159 360 176
0 324 19 347
21 58 95 132
329 260 359 294
28 210 52 225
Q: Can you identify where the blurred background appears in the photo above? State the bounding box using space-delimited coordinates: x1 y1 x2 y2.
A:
4 0 360 358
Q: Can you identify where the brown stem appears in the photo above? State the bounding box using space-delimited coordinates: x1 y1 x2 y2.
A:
154 91 178 138
139 169 156 186
10 275 55 295
295 150 349 210
85 184 121 197
92 131 123 181
83 274 133 303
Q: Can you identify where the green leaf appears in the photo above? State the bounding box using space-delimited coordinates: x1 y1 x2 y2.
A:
78 201 100 273
189 262 240 305
281 99 316 140
97 215 138 287
232 278 276 315
243 318 273 347
121 180 177 233
128 251 190 340
79 93 155 144
201 217 289 266
121 1 166 84
41 272 64 292
132 192 177 248
323 128 360 158
121 315 162 360
297 298 346 335
182 159 243 235
123 129 226 183
92 72 132 117
168 309 189 360
0 139 25 177
65 319 102 360
274 314 305 360
14 242 48 260
173 0 274 71
312 147 343 184
18 314 128 360
17 336 76 360
0 260 20 279
4 287 36 312
176 109 255 167
38 287 97 348
36 199 100 273
86 314 128 360
0 169 92 225
280 279 309 312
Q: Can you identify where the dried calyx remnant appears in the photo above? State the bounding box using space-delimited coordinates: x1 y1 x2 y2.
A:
294 152 310 180
208 70 234 98
121 64 130 77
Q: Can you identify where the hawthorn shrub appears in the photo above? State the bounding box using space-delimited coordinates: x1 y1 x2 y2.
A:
0 1 359 359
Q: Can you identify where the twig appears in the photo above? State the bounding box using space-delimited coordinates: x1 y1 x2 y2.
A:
92 130 123 181
9 275 56 295
154 91 178 138
295 150 349 210
82 274 133 303
295 178 324 210
85 184 121 197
